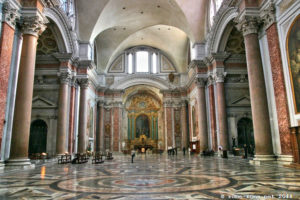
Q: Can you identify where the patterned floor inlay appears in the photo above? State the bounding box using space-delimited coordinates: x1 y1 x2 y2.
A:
0 154 299 199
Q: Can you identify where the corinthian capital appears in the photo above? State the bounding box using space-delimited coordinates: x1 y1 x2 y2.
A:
236 16 260 36
214 72 226 83
261 3 276 30
195 77 206 87
207 75 215 86
59 72 71 84
78 78 89 89
2 2 20 29
21 16 47 37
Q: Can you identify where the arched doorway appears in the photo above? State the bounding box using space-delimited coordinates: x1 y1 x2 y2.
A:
29 120 47 155
237 118 254 154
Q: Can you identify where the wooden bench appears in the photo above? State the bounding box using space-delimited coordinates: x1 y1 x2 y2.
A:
72 153 89 164
92 153 104 164
58 154 72 164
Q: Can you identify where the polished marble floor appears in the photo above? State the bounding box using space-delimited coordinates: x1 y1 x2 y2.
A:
0 154 299 199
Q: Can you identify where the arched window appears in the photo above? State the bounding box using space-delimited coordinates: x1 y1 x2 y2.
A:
109 46 176 74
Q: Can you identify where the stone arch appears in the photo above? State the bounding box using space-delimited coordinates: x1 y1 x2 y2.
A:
206 7 238 54
110 75 171 90
44 7 78 55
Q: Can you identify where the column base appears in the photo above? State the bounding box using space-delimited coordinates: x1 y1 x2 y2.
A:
5 158 35 169
249 155 276 165
0 160 5 170
277 155 294 165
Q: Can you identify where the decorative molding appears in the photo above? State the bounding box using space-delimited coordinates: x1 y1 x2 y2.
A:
2 1 20 29
32 95 57 109
261 3 276 30
20 15 48 37
209 52 231 63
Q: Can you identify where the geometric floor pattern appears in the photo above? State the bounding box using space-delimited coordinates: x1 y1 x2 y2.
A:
0 154 299 199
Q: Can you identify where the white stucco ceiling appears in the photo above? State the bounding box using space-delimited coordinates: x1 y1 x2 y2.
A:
75 0 209 73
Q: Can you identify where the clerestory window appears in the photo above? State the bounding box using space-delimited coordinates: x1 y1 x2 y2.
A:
136 51 149 73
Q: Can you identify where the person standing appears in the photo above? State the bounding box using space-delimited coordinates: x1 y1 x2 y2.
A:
131 150 136 163
243 144 248 159
183 147 186 156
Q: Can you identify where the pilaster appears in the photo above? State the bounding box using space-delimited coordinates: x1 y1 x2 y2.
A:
0 1 20 157
262 2 293 159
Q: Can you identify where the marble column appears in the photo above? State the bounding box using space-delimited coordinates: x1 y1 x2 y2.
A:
7 15 46 166
214 73 229 150
0 2 19 152
208 76 217 151
96 101 105 152
262 4 293 157
180 101 188 148
237 16 274 159
164 101 173 150
77 78 89 153
56 72 70 155
196 78 208 151
112 103 122 152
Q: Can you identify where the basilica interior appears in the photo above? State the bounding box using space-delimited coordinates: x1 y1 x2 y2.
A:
0 0 300 199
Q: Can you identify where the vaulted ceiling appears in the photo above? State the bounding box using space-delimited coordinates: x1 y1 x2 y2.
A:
75 0 209 73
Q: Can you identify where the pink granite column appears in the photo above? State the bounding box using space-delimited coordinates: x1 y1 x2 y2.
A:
68 79 76 153
112 104 121 152
7 16 46 166
262 5 293 157
0 3 18 152
238 16 274 158
164 102 173 149
180 101 188 148
215 73 229 150
208 76 217 151
56 72 70 155
196 78 208 151
77 79 89 153
96 101 104 152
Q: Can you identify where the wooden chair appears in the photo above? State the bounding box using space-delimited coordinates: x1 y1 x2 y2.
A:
58 154 72 164
106 152 113 160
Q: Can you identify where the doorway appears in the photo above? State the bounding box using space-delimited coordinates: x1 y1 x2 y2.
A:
237 118 254 155
29 119 47 154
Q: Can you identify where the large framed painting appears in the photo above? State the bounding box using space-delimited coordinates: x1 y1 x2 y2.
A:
135 114 150 138
287 15 300 113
